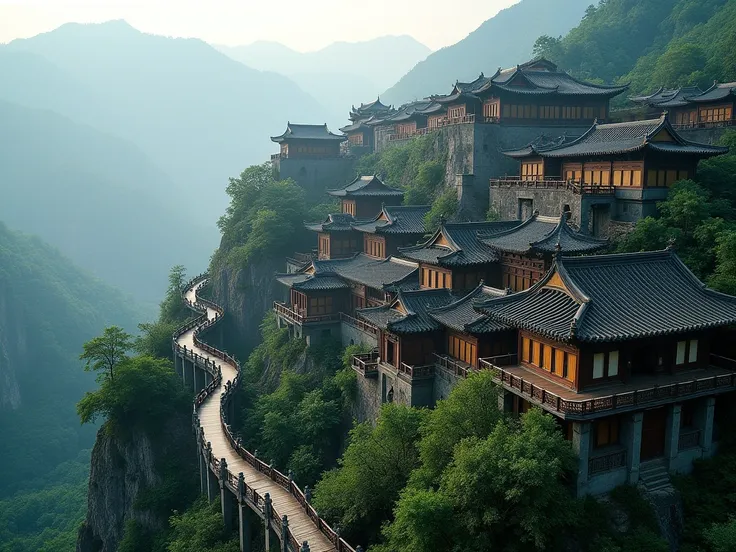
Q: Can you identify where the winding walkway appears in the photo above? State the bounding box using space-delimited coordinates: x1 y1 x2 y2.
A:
173 276 352 552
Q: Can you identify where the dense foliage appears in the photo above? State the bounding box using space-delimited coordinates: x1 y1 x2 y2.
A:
534 0 736 97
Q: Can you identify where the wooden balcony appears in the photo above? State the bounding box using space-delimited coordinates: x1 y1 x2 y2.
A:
398 361 434 380
352 350 379 378
489 176 615 196
272 301 339 325
480 353 736 420
672 118 735 131
434 353 475 378
340 312 379 336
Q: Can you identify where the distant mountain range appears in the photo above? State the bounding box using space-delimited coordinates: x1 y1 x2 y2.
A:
216 36 431 123
381 0 592 105
0 99 216 303
1 20 328 219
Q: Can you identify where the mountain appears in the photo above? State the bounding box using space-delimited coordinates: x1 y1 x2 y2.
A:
534 0 735 96
0 99 215 303
1 20 328 219
217 36 431 123
381 0 592 105
0 220 138 495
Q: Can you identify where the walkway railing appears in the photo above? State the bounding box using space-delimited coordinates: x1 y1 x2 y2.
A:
479 353 736 418
340 312 379 336
489 177 615 196
174 275 358 552
398 361 434 379
351 350 379 377
672 118 735 131
433 353 475 378
273 301 340 325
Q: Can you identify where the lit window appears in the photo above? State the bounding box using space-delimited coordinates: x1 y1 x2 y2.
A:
608 351 619 377
688 339 698 363
593 353 605 379
676 341 687 365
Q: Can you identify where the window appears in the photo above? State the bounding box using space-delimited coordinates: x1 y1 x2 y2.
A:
449 335 477 366
522 334 577 383
593 353 605 379
309 296 333 316
676 339 699 365
421 267 451 289
595 417 620 448
608 350 619 377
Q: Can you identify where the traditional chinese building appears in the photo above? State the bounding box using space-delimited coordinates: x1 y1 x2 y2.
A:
476 248 736 495
398 220 521 292
305 213 361 260
326 175 404 218
340 98 395 151
490 113 728 235
478 211 607 291
630 82 736 128
274 254 419 345
351 205 431 259
271 122 346 159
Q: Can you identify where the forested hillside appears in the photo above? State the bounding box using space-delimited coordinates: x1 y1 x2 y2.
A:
534 0 736 96
0 99 215 304
1 20 327 219
0 221 138 550
381 0 591 105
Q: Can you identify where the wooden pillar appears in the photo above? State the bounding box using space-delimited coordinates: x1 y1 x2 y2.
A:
702 397 716 458
219 458 233 532
628 412 644 484
205 442 218 502
665 404 682 472
183 358 194 390
237 473 253 552
263 493 277 551
280 516 289 552
198 433 208 495
174 354 183 378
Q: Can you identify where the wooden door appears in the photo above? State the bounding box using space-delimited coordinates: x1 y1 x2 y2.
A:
640 408 667 461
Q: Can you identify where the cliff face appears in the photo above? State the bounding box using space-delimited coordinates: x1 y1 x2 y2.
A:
77 413 191 552
0 287 23 410
211 256 285 358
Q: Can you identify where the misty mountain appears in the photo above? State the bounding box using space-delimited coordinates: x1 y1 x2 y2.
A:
216 36 431 119
381 0 592 105
2 20 328 219
0 99 215 304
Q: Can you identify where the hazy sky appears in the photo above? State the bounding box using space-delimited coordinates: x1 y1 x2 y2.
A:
0 0 519 51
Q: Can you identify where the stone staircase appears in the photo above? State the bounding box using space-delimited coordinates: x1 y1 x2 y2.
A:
638 459 674 493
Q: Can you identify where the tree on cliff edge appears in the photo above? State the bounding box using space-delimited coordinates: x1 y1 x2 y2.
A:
79 325 133 383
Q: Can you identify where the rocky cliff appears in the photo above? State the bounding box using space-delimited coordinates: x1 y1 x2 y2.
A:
77 412 192 552
0 287 23 411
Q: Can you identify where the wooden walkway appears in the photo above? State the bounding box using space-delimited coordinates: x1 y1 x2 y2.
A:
177 282 337 552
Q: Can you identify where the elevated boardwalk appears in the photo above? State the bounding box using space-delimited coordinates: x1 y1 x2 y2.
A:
173 277 355 552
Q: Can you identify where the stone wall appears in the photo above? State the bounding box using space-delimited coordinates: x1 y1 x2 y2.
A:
433 367 462 403
353 375 381 424
339 322 378 349
276 157 356 201
678 126 729 146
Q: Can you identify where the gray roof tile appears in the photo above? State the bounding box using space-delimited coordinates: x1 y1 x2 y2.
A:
357 288 456 333
352 205 431 235
271 123 345 143
275 273 349 291
327 175 405 198
305 213 357 233
312 254 419 291
428 284 510 333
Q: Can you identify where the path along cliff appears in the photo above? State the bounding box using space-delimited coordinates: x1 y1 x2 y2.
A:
173 276 358 552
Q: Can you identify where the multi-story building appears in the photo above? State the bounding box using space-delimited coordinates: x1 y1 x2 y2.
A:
327 174 404 219
489 113 728 236
630 82 736 129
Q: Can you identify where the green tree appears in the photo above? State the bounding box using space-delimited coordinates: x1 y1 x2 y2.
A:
424 187 459 231
79 325 133 383
704 518 736 552
708 231 736 295
313 404 428 543
166 497 239 552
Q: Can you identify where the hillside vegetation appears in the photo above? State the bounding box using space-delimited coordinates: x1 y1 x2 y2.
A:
534 0 736 95
381 0 591 105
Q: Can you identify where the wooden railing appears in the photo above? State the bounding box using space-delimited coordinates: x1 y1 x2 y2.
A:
433 353 475 378
272 301 339 325
340 312 379 336
489 177 615 196
589 449 626 475
175 276 358 552
672 118 735 131
479 354 736 418
398 361 434 379
351 350 379 377
679 429 701 451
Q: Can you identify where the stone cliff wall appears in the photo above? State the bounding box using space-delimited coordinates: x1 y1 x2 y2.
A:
0 287 22 410
77 413 192 552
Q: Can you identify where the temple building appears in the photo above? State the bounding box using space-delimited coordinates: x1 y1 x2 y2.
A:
630 82 736 128
273 254 419 344
341 98 395 151
489 113 728 236
351 205 431 259
398 220 521 292
475 248 736 495
305 213 361 260
326 175 404 218
270 122 346 159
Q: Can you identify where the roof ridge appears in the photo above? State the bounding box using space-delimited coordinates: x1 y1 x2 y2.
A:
427 282 485 313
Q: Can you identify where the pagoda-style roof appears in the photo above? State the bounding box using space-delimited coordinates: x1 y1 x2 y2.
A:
479 212 608 255
357 288 456 334
271 123 346 143
276 272 350 291
476 249 736 343
398 220 522 267
629 86 703 108
689 82 736 103
304 213 357 233
312 254 419 291
351 205 431 235
428 283 510 334
326 175 405 198
277 254 418 293
350 97 394 121
502 114 729 159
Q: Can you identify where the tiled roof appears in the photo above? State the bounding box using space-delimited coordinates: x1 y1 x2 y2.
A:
399 220 522 267
385 100 435 121
357 288 456 334
327 175 405 198
339 120 372 133
479 213 607 255
689 82 736 103
352 205 431 235
350 97 394 119
477 249 736 343
271 123 346 143
304 213 356 233
312 254 419 291
428 284 510 333
504 114 728 159
275 273 349 291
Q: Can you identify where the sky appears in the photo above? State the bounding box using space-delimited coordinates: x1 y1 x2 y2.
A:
0 0 519 51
